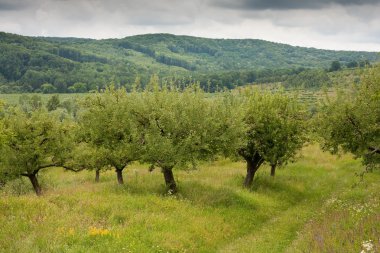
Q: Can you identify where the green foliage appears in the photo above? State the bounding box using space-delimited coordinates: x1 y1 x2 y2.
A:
329 60 342 72
60 98 79 118
317 66 380 169
0 100 7 185
46 94 60 111
0 32 378 93
246 90 308 167
18 94 43 112
238 88 308 185
346 60 359 68
41 83 57 94
0 108 74 194
128 85 244 191
135 87 212 169
65 142 105 173
284 69 331 89
68 82 87 93
76 86 142 182
207 91 246 158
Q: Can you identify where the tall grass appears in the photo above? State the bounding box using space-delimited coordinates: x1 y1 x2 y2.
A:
0 145 378 252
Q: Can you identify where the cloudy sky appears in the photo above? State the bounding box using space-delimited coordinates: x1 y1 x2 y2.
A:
0 0 380 51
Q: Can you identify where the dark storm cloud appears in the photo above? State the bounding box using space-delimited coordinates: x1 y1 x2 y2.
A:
213 0 380 10
0 0 31 11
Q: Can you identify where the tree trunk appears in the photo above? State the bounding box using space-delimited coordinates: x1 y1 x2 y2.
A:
244 159 257 187
95 169 100 182
27 173 42 196
162 167 177 193
116 169 124 184
243 154 264 188
270 164 276 177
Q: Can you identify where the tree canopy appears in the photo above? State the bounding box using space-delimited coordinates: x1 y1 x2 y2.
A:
0 108 74 195
77 86 142 184
131 85 241 192
238 88 308 186
317 66 380 170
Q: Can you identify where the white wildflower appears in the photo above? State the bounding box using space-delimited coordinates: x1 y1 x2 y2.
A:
361 240 374 252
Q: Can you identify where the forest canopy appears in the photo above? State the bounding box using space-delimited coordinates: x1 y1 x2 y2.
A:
0 32 378 93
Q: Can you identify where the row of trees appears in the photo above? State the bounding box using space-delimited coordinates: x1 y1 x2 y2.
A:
0 84 308 195
0 66 378 196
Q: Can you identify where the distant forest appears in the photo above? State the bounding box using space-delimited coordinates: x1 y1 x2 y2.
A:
0 32 378 93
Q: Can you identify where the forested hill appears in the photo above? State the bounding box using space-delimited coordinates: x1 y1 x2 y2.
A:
0 32 378 93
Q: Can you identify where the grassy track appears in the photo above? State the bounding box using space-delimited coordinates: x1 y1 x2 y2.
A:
0 145 379 252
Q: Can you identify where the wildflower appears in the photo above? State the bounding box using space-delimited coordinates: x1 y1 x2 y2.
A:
361 240 374 252
88 226 110 236
68 228 75 236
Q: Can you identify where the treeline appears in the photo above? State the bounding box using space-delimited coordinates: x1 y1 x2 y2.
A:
0 66 378 196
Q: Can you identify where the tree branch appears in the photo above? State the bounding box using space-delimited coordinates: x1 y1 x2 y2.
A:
39 138 49 146
346 114 365 141
368 146 380 155
37 164 81 172
155 118 165 136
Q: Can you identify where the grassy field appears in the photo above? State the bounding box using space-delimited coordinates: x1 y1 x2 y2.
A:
0 93 89 105
0 145 379 252
0 87 332 113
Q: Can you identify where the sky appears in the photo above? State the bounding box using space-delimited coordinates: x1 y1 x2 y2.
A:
0 0 380 51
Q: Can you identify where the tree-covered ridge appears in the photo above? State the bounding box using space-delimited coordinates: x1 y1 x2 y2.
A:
115 33 378 70
0 32 378 93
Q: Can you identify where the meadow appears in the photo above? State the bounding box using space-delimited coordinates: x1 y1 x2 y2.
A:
0 93 89 105
1 145 379 253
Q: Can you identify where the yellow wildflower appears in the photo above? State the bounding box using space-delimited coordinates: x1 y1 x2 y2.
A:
88 226 110 236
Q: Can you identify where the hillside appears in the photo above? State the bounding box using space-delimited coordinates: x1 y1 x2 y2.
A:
0 32 378 93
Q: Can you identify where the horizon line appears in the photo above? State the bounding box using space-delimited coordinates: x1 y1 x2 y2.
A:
1 31 380 53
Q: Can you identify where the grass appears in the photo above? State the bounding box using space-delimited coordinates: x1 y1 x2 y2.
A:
0 93 89 105
0 145 379 252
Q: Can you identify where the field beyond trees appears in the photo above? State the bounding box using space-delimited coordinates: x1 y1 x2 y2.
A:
0 145 379 253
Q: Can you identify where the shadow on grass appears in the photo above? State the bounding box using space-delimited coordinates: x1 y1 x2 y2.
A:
106 176 258 211
180 181 259 210
102 168 309 211
248 173 308 205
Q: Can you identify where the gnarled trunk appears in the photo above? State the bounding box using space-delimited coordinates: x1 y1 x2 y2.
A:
270 164 276 177
26 173 42 196
244 159 257 187
116 169 124 184
162 167 177 193
95 169 100 182
243 153 264 188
